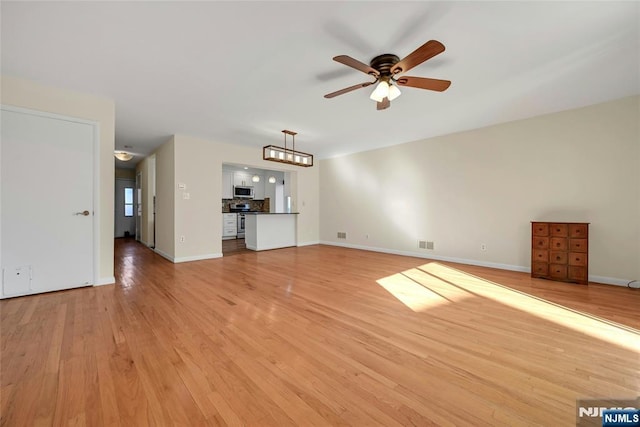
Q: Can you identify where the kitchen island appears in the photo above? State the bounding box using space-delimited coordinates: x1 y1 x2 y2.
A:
244 213 298 251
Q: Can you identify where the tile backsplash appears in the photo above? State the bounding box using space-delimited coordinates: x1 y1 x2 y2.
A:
222 198 269 212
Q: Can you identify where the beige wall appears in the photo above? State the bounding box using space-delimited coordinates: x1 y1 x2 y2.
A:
1 75 116 284
320 96 640 285
146 134 320 261
135 155 156 247
172 135 220 261
154 138 176 260
115 168 136 180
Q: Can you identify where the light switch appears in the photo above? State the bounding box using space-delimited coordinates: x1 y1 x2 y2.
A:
178 183 186 190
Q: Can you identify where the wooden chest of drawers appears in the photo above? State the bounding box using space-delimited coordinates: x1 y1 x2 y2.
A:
531 221 589 285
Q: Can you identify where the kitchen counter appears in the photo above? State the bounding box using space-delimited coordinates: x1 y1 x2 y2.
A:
244 213 297 251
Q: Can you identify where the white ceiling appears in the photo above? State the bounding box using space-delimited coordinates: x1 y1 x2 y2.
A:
2 1 638 167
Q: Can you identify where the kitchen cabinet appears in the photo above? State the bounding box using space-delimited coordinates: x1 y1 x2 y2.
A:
233 172 252 187
245 213 297 251
222 171 233 199
531 221 589 285
222 213 237 239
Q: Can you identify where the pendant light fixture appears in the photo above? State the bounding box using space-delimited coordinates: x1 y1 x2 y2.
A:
263 130 313 167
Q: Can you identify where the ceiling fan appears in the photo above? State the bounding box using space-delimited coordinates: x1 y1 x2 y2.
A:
324 40 451 110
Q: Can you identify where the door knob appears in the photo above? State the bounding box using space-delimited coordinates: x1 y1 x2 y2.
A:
75 210 90 216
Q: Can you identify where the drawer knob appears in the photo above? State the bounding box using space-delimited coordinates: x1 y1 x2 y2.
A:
556 256 561 260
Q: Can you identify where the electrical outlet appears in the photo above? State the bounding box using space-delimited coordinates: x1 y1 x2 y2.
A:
183 192 190 199
180 236 185 243
481 243 487 251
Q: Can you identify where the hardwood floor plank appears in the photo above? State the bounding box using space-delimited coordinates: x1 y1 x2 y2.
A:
207 391 244 427
95 351 122 427
1 239 638 426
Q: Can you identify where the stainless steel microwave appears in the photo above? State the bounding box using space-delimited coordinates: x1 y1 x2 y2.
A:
233 186 254 199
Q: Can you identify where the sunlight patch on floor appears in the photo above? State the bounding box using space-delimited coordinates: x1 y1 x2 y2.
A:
418 262 640 354
376 267 469 311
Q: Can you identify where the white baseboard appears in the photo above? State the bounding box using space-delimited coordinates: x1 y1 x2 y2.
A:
139 239 152 248
297 240 320 247
173 253 222 263
245 244 296 251
587 276 632 287
318 241 631 287
154 248 223 263
94 276 115 286
154 248 175 262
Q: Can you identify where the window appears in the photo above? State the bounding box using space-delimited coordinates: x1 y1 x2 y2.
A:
124 187 134 217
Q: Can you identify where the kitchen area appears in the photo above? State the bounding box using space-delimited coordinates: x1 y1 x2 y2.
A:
222 164 297 254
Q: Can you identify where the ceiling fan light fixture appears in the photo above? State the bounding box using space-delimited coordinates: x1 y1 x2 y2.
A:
387 83 401 101
370 80 389 102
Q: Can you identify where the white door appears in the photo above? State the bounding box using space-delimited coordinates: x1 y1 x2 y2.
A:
115 178 135 238
1 107 95 298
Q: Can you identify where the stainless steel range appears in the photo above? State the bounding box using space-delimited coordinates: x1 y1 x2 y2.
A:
229 203 251 239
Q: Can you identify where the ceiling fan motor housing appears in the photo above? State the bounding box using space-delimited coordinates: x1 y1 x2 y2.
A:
369 54 400 78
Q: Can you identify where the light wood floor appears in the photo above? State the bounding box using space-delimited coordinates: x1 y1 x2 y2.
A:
1 240 639 426
222 238 248 256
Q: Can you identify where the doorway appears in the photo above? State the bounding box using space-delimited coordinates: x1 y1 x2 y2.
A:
115 178 136 238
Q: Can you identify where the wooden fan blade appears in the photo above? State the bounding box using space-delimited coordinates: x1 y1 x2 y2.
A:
395 76 451 92
333 55 380 77
390 40 445 75
324 81 375 98
377 97 390 110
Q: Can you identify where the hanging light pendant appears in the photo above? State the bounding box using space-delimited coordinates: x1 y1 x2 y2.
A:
263 130 313 167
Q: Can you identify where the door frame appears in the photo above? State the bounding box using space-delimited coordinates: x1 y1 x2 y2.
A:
0 104 101 288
